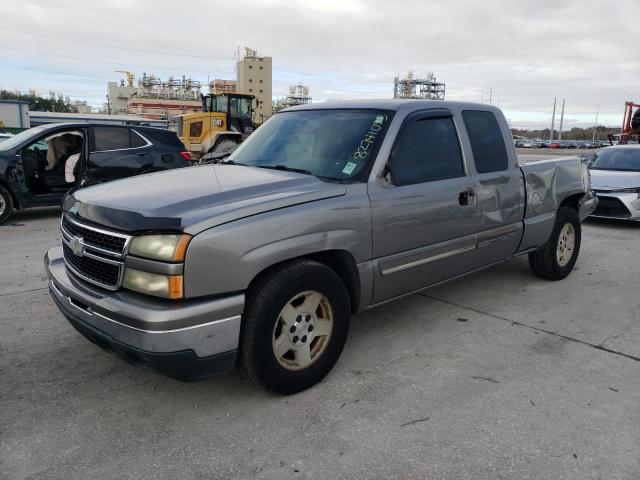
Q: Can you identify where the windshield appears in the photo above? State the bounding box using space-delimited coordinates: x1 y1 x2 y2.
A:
228 109 393 181
590 148 640 172
230 97 252 119
0 126 49 151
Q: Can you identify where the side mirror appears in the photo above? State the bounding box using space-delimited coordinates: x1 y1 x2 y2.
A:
580 153 595 166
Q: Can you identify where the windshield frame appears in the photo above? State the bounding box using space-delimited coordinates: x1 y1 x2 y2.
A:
227 108 395 183
0 125 50 152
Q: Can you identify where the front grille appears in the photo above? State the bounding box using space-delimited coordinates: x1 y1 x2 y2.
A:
593 196 631 218
60 215 130 290
63 243 121 288
62 216 126 254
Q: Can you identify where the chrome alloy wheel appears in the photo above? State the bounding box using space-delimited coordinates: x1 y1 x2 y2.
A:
0 195 5 217
272 290 334 371
556 223 576 267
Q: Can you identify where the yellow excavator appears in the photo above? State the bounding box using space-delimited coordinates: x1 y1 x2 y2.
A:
171 93 256 159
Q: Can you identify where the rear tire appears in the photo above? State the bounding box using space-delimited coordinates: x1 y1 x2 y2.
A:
0 185 14 225
241 260 351 395
528 206 581 280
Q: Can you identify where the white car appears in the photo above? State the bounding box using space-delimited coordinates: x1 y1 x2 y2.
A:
589 145 640 221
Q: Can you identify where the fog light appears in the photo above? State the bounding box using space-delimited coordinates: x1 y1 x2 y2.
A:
123 269 183 299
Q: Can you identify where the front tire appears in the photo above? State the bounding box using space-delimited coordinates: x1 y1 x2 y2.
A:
241 260 351 394
528 206 581 280
0 185 14 225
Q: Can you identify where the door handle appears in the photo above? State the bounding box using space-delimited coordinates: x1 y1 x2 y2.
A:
136 152 147 156
458 190 476 206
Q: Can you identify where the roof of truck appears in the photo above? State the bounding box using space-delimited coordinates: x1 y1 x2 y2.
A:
282 99 501 113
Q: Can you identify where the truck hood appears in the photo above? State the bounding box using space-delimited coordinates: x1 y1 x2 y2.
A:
64 165 347 234
590 169 640 190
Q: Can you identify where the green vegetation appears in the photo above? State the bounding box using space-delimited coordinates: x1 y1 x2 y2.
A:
0 89 76 113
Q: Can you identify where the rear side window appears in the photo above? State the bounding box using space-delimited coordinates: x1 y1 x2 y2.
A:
143 129 185 149
391 116 465 186
462 110 509 173
92 127 131 151
129 130 147 148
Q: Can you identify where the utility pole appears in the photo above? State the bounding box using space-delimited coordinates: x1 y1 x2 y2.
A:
558 98 565 141
550 97 557 141
488 88 493 105
592 104 600 141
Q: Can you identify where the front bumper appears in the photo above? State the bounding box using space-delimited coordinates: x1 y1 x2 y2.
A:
590 192 640 221
45 246 244 379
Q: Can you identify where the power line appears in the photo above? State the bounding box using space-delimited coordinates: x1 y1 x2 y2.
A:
0 27 235 60
0 46 234 74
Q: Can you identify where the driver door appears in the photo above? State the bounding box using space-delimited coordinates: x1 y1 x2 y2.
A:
368 110 480 303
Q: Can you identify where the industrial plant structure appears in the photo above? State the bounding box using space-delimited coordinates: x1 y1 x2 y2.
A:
106 47 273 123
273 83 312 113
393 72 445 100
107 72 202 120
236 47 273 123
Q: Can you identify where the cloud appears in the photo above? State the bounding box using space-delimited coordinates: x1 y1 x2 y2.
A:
0 0 637 128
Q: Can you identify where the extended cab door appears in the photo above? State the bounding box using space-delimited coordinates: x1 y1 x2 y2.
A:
83 126 153 185
460 110 525 265
368 110 479 303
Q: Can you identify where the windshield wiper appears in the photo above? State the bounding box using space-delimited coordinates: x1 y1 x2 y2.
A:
255 164 313 175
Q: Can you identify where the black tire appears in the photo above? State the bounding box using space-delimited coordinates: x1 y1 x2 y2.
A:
528 206 581 280
241 260 351 395
0 185 14 225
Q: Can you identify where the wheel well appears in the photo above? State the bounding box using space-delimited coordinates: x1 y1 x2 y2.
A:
559 193 583 212
247 250 361 314
0 179 19 209
558 193 584 212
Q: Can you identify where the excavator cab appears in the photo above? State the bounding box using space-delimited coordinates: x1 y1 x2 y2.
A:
202 93 254 134
174 93 256 159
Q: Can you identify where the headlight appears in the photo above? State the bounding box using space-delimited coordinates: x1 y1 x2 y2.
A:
123 269 183 299
128 234 191 262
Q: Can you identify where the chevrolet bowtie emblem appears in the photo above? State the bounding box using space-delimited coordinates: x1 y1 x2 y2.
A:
69 236 85 257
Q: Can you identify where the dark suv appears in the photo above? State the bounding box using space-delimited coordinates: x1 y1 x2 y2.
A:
0 123 191 224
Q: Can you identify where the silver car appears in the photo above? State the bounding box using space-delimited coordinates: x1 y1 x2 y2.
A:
589 145 640 221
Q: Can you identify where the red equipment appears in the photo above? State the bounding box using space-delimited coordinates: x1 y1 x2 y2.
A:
618 101 640 145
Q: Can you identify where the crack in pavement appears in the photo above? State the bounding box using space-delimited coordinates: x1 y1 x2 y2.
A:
0 286 48 298
419 293 640 363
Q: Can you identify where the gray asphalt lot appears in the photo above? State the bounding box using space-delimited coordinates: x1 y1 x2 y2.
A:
1 205 639 480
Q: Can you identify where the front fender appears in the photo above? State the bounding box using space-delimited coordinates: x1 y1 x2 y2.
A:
183 186 372 299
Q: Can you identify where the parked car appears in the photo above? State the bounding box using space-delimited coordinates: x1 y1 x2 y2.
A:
589 145 640 221
0 123 191 224
45 100 597 394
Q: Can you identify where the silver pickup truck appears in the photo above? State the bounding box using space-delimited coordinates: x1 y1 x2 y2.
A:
45 100 597 394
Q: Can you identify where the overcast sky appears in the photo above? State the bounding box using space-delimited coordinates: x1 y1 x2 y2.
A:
1 0 638 129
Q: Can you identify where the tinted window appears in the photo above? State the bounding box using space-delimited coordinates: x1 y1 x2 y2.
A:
462 110 509 173
93 127 131 151
390 116 465 186
129 130 147 148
